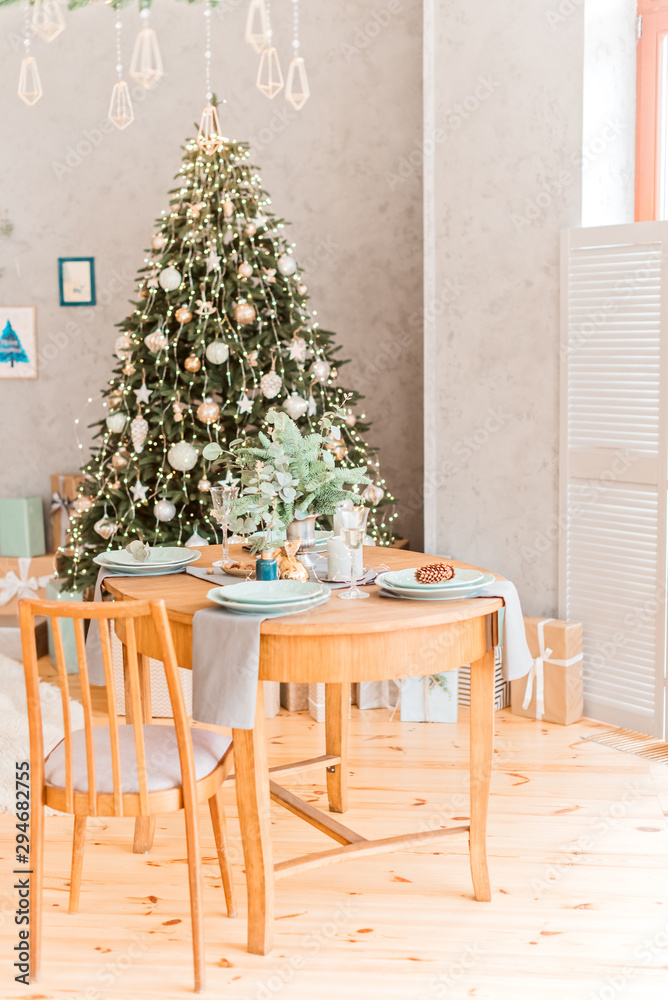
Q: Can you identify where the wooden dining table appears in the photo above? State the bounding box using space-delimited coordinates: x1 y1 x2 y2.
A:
104 544 503 956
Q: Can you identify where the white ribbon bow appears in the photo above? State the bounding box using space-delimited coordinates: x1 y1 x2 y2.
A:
0 557 53 607
51 491 74 545
522 617 553 720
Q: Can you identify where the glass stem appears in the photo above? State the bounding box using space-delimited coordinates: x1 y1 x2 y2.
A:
350 549 359 597
221 514 229 564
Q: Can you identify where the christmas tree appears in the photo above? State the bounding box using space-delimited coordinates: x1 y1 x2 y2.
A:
61 131 397 591
0 320 29 367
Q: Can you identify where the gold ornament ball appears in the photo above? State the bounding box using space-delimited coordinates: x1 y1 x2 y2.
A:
139 288 150 299
333 444 348 462
222 199 234 218
198 477 212 493
184 354 201 373
111 449 130 471
175 306 193 324
108 390 123 409
234 300 256 325
244 222 257 237
362 483 385 505
196 398 220 424
123 362 136 376
297 282 308 295
344 411 357 427
238 262 253 278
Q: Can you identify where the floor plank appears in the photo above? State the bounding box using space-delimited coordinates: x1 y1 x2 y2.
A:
1 674 667 999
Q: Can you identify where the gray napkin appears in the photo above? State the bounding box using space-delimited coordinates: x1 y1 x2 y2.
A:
379 578 532 682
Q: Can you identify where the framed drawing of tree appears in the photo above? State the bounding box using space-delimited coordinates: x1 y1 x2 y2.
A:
0 307 36 379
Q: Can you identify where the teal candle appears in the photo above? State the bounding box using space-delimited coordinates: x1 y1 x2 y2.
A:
256 552 278 580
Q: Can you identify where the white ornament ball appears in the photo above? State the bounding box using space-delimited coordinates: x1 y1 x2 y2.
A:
238 262 253 278
297 282 308 295
196 398 220 424
152 233 167 251
159 266 182 291
283 392 308 420
114 334 132 360
244 222 257 237
362 483 385 505
94 515 118 540
167 440 199 472
153 499 176 522
106 412 127 434
277 253 297 276
198 477 212 493
144 330 168 353
260 370 283 399
205 341 230 365
310 359 331 382
234 300 256 325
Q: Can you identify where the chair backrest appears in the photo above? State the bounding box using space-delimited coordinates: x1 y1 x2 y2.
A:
18 597 196 818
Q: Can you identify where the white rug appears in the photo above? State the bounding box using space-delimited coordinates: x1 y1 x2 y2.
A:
0 653 84 815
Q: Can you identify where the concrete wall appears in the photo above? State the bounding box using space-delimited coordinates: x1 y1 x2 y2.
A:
0 0 423 549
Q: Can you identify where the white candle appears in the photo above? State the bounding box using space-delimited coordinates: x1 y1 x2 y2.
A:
333 497 354 536
327 535 363 582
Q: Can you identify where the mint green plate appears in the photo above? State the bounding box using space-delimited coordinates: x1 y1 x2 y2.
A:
382 567 484 590
101 547 201 567
219 580 325 606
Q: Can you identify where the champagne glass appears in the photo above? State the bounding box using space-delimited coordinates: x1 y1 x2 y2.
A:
210 484 239 566
338 506 369 600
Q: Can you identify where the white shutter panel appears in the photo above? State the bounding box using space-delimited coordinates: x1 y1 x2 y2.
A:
560 222 668 738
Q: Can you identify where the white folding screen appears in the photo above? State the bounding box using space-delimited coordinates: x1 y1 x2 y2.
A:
560 222 668 737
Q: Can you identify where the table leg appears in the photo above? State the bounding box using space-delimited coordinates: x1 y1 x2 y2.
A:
325 682 349 814
469 646 494 902
233 682 274 955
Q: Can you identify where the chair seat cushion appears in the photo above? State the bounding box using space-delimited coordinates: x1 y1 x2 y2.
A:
44 725 232 794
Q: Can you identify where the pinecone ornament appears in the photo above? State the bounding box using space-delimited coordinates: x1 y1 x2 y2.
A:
414 563 455 585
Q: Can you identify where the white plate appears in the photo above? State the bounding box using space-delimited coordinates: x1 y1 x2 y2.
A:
93 556 191 577
219 580 325 605
100 547 201 568
207 588 329 615
381 566 484 590
375 572 495 599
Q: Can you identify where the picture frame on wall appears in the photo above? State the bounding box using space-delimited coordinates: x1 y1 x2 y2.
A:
0 306 37 379
58 257 96 306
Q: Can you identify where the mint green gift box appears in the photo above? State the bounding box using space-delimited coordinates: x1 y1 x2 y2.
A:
46 578 84 674
0 497 46 557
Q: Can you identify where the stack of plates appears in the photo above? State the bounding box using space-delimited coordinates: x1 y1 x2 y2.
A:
94 546 202 576
375 567 495 601
207 580 330 616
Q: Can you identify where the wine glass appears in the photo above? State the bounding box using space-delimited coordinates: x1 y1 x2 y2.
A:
338 506 369 600
210 484 239 566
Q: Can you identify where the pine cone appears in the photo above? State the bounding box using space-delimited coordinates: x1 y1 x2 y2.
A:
414 562 455 585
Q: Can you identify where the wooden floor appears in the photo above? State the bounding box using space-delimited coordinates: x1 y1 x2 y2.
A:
2 667 668 999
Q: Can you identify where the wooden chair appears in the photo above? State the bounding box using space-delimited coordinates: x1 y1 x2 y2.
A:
19 596 236 994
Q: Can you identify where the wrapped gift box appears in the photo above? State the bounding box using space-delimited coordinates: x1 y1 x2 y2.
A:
458 647 510 712
511 616 583 725
0 615 48 661
0 554 55 616
355 680 401 710
281 682 309 712
0 497 46 557
45 578 84 674
400 672 459 722
50 473 84 551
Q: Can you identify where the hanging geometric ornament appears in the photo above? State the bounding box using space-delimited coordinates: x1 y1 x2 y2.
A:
362 483 385 505
144 329 168 353
32 0 66 43
234 300 256 325
283 392 308 420
175 306 193 324
197 2 223 156
287 335 309 362
223 199 235 218
129 6 163 90
18 7 42 106
206 341 230 365
198 477 212 493
159 266 182 291
109 16 134 131
106 412 127 434
130 410 149 453
285 0 309 110
260 353 282 399
184 354 201 373
131 478 149 503
114 333 133 359
245 0 268 53
238 261 253 278
154 498 176 522
256 0 283 100
196 397 220 424
310 358 331 382
168 440 199 471
277 253 297 276
172 399 188 422
152 233 167 251
94 513 118 540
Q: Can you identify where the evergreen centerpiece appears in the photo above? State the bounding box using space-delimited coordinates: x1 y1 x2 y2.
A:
219 406 370 550
60 128 397 592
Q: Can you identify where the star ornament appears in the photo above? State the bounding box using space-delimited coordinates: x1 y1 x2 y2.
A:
237 392 253 414
287 336 309 362
131 479 149 503
134 382 152 405
206 248 221 273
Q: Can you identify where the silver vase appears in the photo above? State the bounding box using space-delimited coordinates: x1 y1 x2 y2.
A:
286 514 318 569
